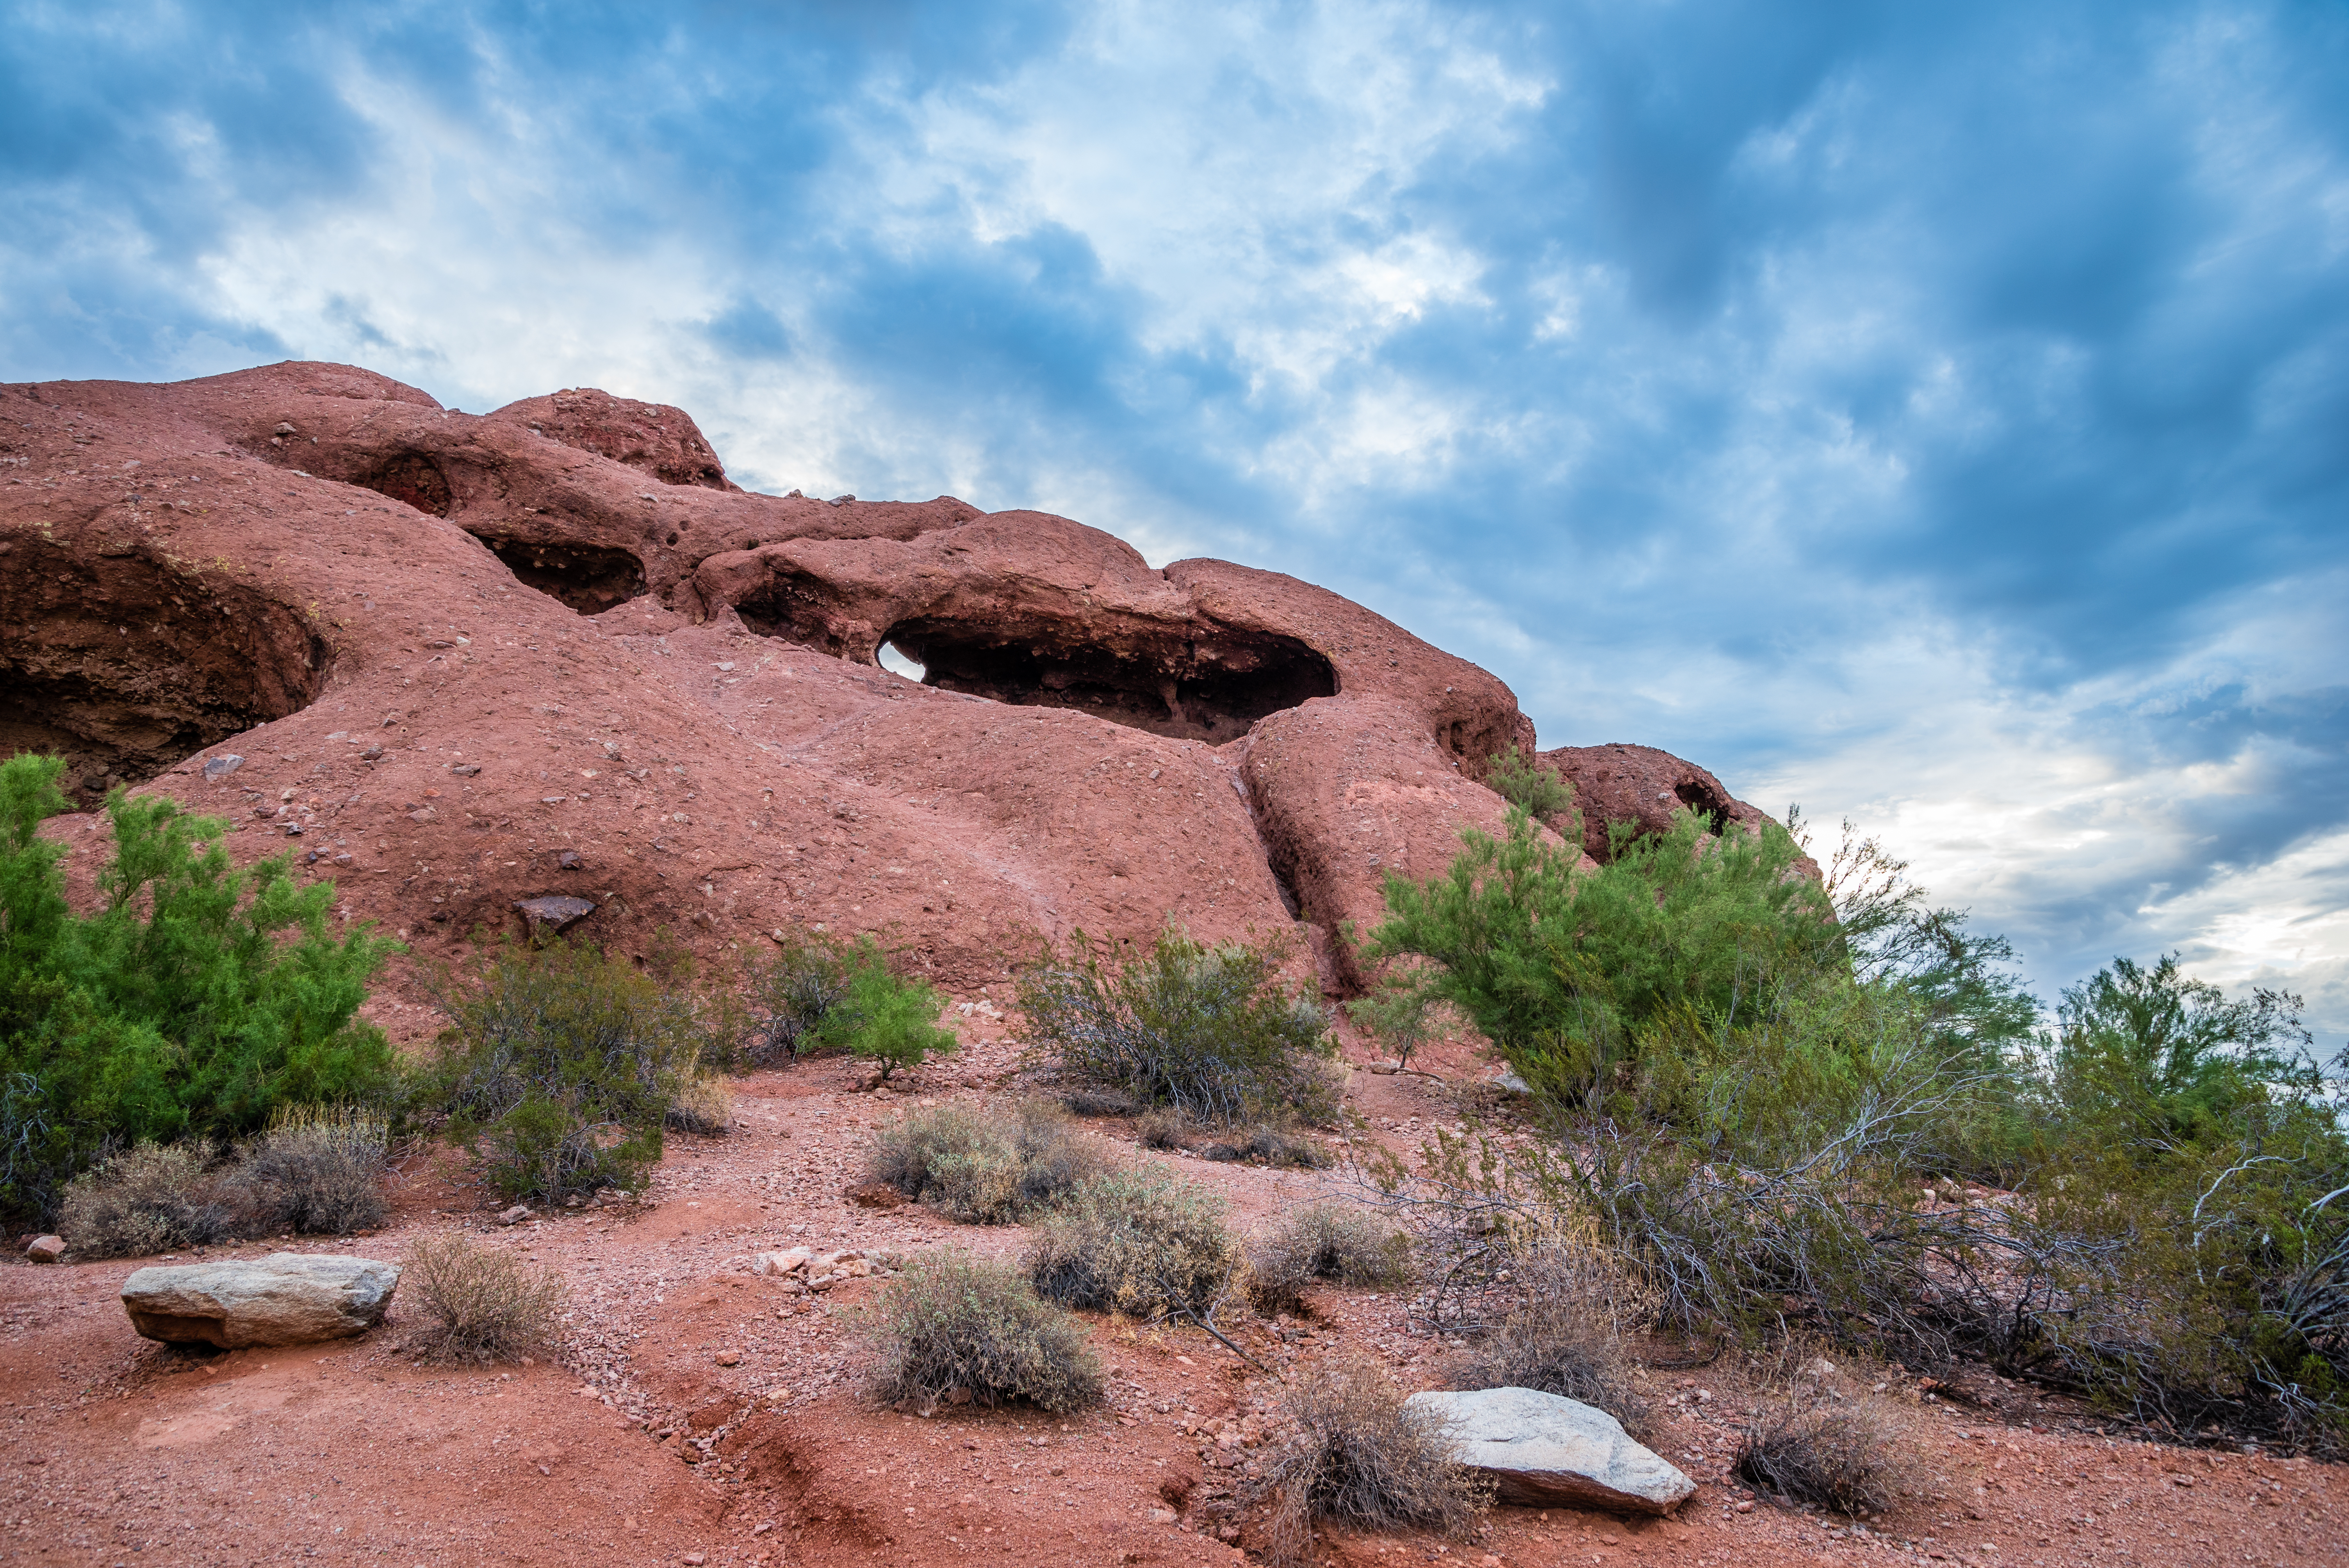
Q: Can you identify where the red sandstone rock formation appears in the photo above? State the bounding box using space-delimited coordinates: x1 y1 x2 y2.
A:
0 361 1788 999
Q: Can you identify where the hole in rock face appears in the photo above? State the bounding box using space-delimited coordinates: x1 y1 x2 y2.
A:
879 617 1337 744
0 542 330 807
1673 779 1732 834
876 641 926 681
478 538 648 614
353 451 453 517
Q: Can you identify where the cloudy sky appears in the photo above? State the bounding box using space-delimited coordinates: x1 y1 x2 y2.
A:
5 0 2345 1035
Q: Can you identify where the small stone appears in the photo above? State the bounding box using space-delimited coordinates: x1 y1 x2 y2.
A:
273 422 296 435
556 849 583 870
25 1233 65 1264
1366 1060 1401 1074
450 763 481 777
715 1350 741 1367
752 1247 813 1277
406 805 437 825
515 894 595 933
201 755 244 782
497 1205 532 1226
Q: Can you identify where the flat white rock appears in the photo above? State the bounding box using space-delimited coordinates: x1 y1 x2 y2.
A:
120 1254 401 1347
1406 1386 1695 1514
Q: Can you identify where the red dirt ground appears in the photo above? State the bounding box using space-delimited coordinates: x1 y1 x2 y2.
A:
7 1036 2345 1568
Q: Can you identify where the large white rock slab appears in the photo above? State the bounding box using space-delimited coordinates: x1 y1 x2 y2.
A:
121 1254 401 1347
1406 1386 1695 1514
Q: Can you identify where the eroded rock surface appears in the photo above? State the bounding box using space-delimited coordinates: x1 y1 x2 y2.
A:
1405 1386 1695 1514
120 1254 400 1347
0 362 1786 1000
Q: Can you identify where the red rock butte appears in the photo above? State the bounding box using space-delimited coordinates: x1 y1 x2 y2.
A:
0 362 1784 996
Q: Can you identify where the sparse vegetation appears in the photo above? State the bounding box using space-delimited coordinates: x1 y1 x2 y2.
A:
0 754 399 1222
1248 1203 1412 1315
1256 1358 1492 1566
401 1230 565 1364
1736 1398 1916 1516
865 1251 1105 1414
58 1141 235 1258
230 1104 390 1236
866 1099 1109 1223
1026 1166 1244 1324
1447 1248 1649 1437
1018 926 1339 1126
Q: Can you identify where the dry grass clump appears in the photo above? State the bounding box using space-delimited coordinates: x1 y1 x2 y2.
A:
1199 1126 1332 1169
665 1073 735 1135
1061 1087 1139 1117
1258 1358 1492 1565
1249 1203 1414 1315
58 1142 235 1258
1735 1399 1917 1516
1027 1167 1242 1322
866 1251 1105 1414
231 1106 389 1235
401 1231 565 1364
1448 1248 1651 1438
868 1099 1110 1224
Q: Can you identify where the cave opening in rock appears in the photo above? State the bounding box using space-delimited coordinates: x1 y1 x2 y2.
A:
1673 780 1732 834
477 538 649 614
0 543 331 807
878 616 1338 744
354 451 453 517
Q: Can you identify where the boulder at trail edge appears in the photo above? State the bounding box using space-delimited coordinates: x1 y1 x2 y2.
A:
1404 1386 1695 1514
120 1254 401 1347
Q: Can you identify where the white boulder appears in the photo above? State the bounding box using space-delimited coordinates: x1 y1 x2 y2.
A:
1405 1386 1695 1514
121 1254 401 1347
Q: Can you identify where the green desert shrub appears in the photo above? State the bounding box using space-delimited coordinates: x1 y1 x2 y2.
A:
230 1104 390 1235
400 1230 565 1364
1018 926 1339 1126
1026 1167 1243 1322
420 939 709 1201
866 1099 1109 1223
1362 803 1837 1106
0 754 400 1221
734 932 957 1081
866 1251 1105 1414
1248 1203 1413 1315
1258 1358 1492 1566
58 1141 236 1258
1478 745 1574 825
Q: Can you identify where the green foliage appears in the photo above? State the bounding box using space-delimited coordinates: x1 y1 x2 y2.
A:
1018 925 1338 1126
1344 973 1444 1072
1479 745 1575 824
2041 953 2319 1147
420 938 707 1201
0 754 399 1220
866 1099 1109 1223
1364 804 1837 1103
865 1250 1105 1414
732 932 956 1080
1026 1166 1244 1322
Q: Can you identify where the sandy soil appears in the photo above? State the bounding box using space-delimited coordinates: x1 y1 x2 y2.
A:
5 1032 2345 1568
